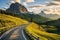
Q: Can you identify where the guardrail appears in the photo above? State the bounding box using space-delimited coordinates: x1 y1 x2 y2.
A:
24 29 40 40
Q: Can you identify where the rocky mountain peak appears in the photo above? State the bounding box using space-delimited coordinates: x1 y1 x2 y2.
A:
6 2 28 14
39 11 46 16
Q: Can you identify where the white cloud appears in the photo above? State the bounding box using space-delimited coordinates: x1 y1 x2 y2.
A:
22 0 35 12
45 1 50 4
10 0 21 4
10 0 15 4
25 0 35 3
52 1 60 5
23 2 28 6
29 4 60 15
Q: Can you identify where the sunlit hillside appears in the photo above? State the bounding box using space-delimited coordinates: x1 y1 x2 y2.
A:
0 14 28 35
25 23 60 40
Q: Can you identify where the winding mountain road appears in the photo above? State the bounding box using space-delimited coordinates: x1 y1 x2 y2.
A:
0 24 30 40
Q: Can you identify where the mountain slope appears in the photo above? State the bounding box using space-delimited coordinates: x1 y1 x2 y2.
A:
20 13 50 23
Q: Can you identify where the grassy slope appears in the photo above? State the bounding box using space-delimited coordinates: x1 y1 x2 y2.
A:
25 23 60 40
0 14 28 35
0 14 28 25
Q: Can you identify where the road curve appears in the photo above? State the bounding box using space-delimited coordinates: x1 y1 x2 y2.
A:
0 24 30 40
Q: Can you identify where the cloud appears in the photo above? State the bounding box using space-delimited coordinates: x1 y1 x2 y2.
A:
53 0 60 2
45 1 60 6
25 0 60 15
46 2 59 6
44 8 60 15
50 0 60 5
29 4 46 8
9 0 21 4
10 0 15 4
25 0 35 3
45 1 50 4
14 0 21 3
29 6 42 8
23 2 28 6
29 3 60 15
52 1 60 5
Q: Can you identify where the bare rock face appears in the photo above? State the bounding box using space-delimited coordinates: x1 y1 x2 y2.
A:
6 2 28 14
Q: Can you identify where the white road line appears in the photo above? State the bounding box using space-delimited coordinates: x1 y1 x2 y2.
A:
22 29 27 40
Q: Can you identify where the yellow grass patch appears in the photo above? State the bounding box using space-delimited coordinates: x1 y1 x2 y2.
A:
26 23 60 40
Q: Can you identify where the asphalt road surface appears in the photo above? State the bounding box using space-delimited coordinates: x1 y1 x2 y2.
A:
0 24 30 40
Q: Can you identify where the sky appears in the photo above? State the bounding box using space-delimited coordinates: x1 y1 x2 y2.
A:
0 0 52 9
0 0 60 15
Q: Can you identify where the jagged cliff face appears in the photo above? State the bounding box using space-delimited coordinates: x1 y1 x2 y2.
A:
6 2 28 14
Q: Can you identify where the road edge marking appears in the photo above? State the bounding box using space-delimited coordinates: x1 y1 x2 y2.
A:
22 29 27 40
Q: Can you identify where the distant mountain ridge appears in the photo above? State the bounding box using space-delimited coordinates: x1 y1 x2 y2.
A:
6 2 28 14
39 11 60 19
